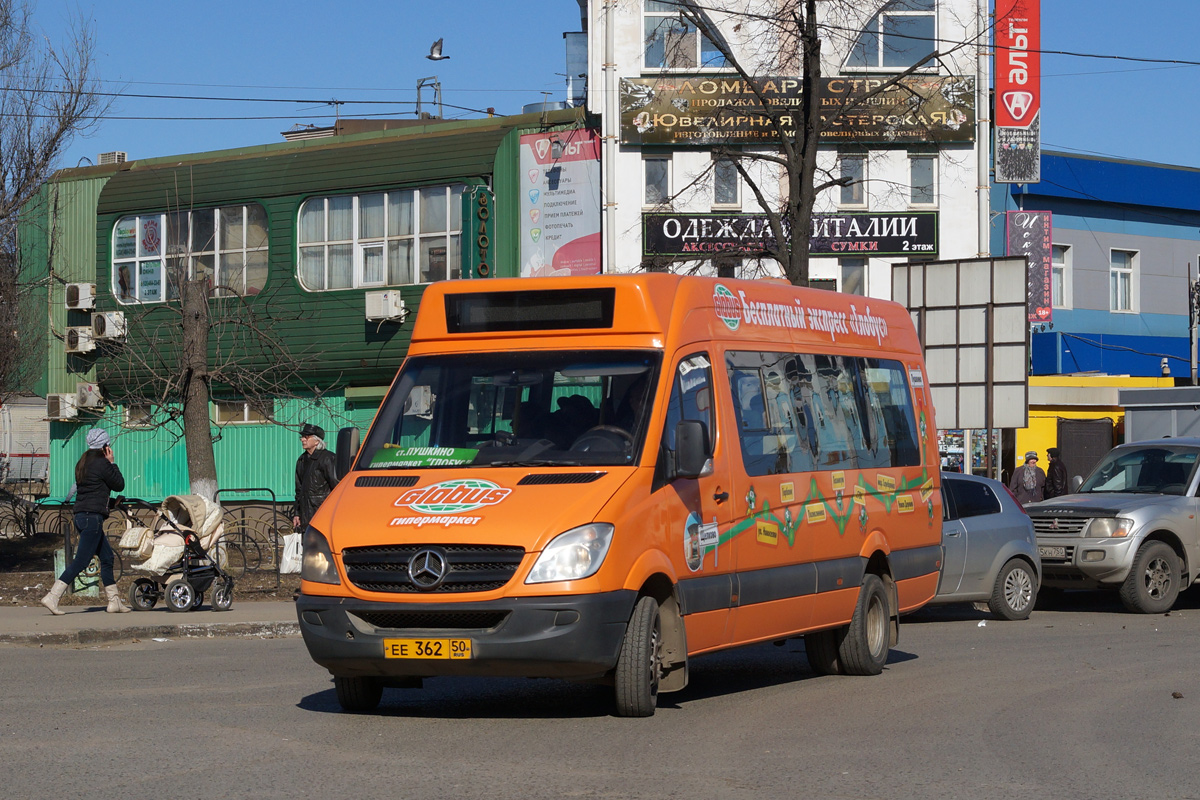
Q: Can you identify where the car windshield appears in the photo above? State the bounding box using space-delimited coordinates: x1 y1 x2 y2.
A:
1077 446 1199 495
357 350 662 469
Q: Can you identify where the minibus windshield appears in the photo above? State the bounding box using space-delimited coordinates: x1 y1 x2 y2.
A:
358 350 662 469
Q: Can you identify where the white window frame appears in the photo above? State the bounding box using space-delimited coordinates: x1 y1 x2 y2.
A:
844 0 939 72
1051 244 1071 309
111 204 268 305
644 156 672 207
908 152 937 206
1109 248 1137 313
712 156 740 208
211 400 270 426
297 185 464 291
642 0 729 71
839 153 867 207
123 405 155 429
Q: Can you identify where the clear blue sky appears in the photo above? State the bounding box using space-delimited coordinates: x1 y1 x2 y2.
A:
36 1 1200 170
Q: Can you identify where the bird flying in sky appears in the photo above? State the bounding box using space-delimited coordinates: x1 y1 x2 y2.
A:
427 38 449 60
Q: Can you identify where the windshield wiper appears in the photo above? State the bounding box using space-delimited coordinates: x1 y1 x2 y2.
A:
486 459 586 467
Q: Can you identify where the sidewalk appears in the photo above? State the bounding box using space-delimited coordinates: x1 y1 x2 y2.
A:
0 600 300 646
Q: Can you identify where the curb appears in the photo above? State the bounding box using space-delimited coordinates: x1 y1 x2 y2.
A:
0 621 300 647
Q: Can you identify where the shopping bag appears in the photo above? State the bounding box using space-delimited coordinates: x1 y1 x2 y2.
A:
280 531 303 574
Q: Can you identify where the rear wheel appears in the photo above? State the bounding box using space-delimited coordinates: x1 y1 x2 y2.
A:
335 676 383 712
988 559 1037 620
1119 540 1180 614
128 578 158 611
804 629 842 676
166 580 196 613
837 574 890 676
614 596 662 717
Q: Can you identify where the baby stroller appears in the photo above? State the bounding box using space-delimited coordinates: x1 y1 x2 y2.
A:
116 495 235 612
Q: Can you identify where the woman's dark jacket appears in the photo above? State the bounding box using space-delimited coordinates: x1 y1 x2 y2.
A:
73 458 126 517
295 448 339 528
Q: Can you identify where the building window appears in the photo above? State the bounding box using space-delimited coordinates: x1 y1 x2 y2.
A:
909 153 936 205
1051 244 1070 307
123 405 155 429
846 0 937 70
297 185 464 290
643 0 727 70
644 156 670 205
212 400 270 425
1110 249 1136 312
112 204 268 304
839 154 866 206
713 158 739 206
715 258 743 279
841 258 866 295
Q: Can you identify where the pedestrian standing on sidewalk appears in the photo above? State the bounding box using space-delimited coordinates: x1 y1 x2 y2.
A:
1044 447 1070 498
1009 450 1046 505
293 423 339 532
40 428 130 615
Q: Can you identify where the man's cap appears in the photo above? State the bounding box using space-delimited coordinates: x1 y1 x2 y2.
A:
1047 447 1060 458
300 423 325 440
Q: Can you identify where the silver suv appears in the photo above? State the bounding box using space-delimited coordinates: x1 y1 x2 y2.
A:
1025 439 1200 613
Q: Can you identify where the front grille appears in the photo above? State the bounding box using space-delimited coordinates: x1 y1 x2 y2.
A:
1031 516 1088 536
1042 568 1088 583
342 544 525 594
351 610 510 630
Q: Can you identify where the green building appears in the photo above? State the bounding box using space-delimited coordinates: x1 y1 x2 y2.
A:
21 109 588 504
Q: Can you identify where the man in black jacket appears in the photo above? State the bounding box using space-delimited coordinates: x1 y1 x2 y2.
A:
1045 446 1070 499
293 423 339 531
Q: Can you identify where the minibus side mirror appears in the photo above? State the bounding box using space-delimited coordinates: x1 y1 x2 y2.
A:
335 426 361 480
1071 475 1083 492
675 420 712 479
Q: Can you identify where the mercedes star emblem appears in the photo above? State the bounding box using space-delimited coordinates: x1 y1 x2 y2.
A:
408 548 448 590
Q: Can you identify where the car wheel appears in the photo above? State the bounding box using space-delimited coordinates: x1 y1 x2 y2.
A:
988 558 1037 620
804 628 843 675
837 574 890 676
614 596 662 717
1119 540 1180 614
334 676 383 712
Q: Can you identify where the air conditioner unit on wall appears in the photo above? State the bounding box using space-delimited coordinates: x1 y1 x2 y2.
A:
75 383 104 408
365 290 406 321
91 311 127 341
46 394 78 420
65 283 96 310
65 326 96 354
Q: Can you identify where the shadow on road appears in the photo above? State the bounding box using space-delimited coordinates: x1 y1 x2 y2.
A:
297 640 918 719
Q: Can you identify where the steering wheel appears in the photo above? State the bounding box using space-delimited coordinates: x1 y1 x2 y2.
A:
570 425 634 453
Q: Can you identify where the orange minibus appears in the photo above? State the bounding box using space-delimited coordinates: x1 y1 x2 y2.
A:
297 274 942 716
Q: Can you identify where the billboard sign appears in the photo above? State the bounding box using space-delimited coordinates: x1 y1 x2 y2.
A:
994 0 1041 183
519 129 602 277
620 76 975 146
1005 210 1052 323
642 211 938 257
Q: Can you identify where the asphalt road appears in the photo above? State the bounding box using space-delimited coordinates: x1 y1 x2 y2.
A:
4 591 1200 800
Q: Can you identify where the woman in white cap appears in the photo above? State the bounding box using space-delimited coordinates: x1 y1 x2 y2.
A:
40 428 130 614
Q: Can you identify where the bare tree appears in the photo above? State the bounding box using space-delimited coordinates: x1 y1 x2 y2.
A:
0 1 106 401
637 0 983 286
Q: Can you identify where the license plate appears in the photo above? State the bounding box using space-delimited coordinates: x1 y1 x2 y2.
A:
383 638 472 660
1038 546 1066 559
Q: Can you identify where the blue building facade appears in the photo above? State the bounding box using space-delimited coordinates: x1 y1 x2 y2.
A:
991 153 1200 377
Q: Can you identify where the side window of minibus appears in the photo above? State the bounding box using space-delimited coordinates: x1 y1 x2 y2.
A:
655 353 714 488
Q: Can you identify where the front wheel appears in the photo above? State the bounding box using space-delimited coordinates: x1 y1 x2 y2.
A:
212 578 234 611
614 596 662 717
837 574 890 676
988 559 1038 620
335 676 383 712
1119 540 1180 614
166 580 196 613
804 629 842 676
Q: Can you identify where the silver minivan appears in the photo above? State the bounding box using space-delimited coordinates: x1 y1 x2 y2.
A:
932 471 1041 620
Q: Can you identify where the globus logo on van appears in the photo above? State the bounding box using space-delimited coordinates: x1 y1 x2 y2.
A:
395 479 512 514
713 284 742 331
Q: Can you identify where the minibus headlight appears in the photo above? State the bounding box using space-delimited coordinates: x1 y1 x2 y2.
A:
526 523 615 584
301 525 341 585
1083 517 1134 538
